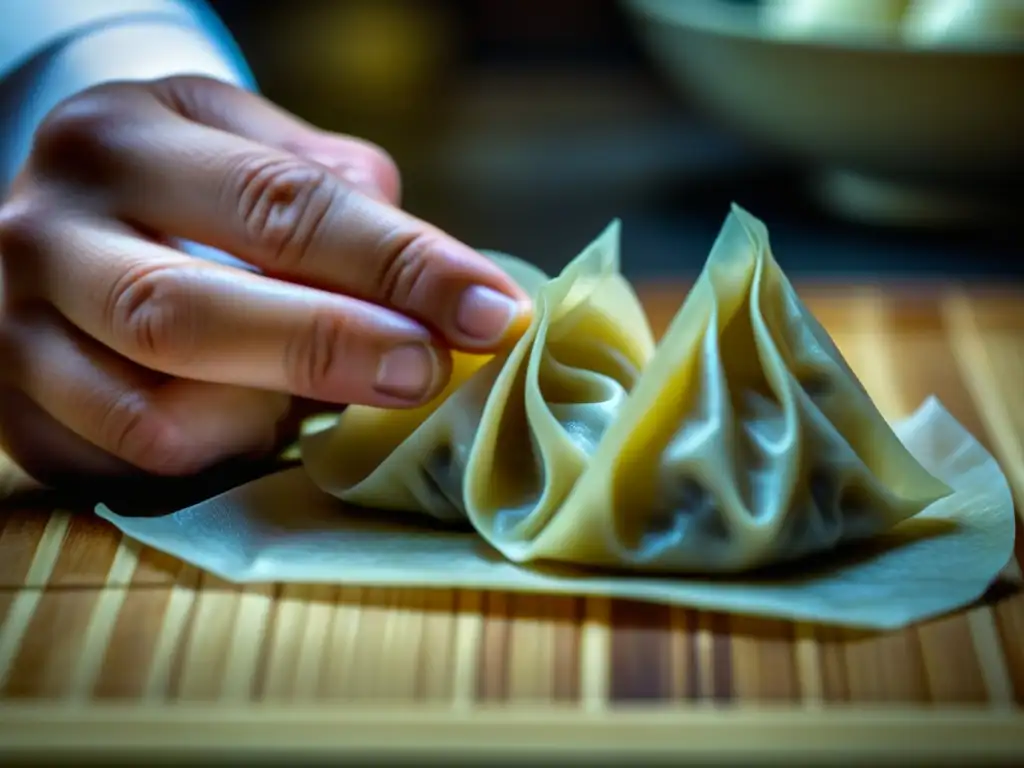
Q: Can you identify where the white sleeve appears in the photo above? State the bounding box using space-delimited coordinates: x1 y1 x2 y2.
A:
0 1 255 192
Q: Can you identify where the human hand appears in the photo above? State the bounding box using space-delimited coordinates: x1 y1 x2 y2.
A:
0 76 532 486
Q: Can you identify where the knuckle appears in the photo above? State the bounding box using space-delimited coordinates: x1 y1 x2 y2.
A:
284 311 349 398
0 200 57 298
0 200 51 262
31 84 140 185
363 140 398 174
361 142 400 194
374 229 437 308
228 154 339 269
105 262 198 366
280 137 399 191
99 390 197 475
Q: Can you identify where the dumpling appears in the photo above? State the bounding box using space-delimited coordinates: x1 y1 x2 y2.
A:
761 0 913 40
302 205 951 575
519 205 952 573
301 221 657 529
902 0 1024 46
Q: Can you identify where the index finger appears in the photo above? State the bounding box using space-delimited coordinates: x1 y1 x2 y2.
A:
73 93 534 352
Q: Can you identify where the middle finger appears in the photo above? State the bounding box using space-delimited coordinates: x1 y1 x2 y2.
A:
26 216 453 407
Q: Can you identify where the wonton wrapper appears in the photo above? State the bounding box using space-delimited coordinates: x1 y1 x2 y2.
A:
95 395 1016 630
301 205 951 574
302 221 656 531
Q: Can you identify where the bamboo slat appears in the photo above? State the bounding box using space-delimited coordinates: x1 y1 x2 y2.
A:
0 282 1022 761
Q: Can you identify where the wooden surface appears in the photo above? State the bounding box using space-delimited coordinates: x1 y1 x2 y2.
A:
1 281 1024 761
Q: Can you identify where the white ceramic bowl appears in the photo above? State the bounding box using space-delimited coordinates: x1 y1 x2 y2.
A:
622 0 1024 226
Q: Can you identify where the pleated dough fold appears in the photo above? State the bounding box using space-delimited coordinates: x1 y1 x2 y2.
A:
301 205 951 574
302 220 657 536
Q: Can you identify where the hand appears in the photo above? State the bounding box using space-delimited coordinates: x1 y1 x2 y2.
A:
0 76 532 486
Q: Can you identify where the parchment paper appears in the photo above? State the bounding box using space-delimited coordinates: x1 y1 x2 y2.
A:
97 397 1017 630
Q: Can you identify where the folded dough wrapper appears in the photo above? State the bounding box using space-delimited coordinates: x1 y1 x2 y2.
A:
301 205 951 574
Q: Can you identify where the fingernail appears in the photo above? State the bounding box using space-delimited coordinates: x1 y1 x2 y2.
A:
374 343 439 401
456 285 521 344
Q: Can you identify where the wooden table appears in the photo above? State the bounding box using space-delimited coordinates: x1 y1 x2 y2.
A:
1 281 1023 763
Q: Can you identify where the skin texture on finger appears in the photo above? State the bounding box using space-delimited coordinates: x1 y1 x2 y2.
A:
0 306 290 477
129 123 532 351
16 217 454 407
34 85 534 351
149 76 403 205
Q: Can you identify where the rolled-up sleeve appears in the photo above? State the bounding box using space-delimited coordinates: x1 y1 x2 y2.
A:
0 0 255 192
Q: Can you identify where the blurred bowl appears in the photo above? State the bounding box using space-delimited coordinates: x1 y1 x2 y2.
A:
622 0 1024 226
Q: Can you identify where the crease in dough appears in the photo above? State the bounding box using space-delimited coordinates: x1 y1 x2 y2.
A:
527 205 951 572
301 205 952 574
302 220 657 537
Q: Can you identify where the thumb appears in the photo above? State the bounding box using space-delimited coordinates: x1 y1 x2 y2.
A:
151 75 401 204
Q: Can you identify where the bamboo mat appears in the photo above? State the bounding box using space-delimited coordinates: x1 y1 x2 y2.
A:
0 283 1023 760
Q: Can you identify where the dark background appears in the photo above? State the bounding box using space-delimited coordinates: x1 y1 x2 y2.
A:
207 0 1022 282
